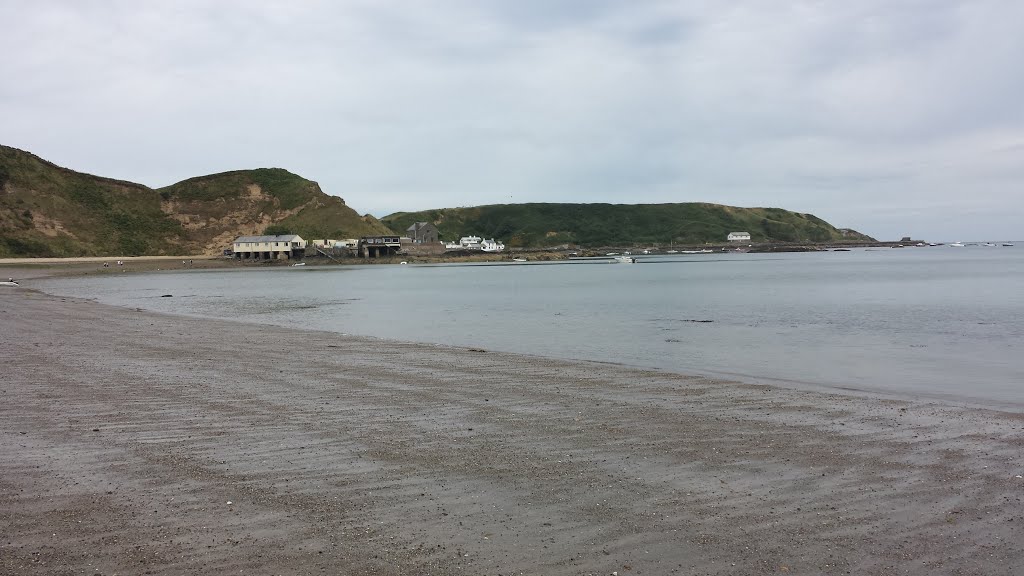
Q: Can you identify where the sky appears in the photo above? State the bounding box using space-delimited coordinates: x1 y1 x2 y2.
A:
2 0 1022 241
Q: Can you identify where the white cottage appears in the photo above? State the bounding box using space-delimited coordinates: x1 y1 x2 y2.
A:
727 232 751 242
232 235 307 260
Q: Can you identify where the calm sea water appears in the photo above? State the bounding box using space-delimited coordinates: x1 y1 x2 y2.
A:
38 247 1024 407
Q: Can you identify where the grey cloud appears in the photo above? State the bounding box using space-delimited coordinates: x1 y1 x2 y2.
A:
1 0 1022 241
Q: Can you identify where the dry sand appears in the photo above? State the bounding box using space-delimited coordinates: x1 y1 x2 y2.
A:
1 285 1023 575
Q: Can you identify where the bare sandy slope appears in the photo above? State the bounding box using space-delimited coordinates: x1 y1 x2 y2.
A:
2 288 1022 575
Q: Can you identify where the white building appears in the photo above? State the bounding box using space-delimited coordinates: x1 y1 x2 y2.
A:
480 238 505 252
232 235 306 260
727 232 751 242
445 236 482 250
444 236 505 252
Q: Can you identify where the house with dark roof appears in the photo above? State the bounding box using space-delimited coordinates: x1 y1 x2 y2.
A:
406 222 439 244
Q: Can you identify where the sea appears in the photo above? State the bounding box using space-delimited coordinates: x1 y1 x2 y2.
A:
38 246 1024 408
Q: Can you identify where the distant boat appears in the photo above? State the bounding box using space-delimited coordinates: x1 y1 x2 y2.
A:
984 242 997 247
613 255 636 264
606 252 619 256
1003 243 1015 247
512 257 528 262
291 262 306 266
950 242 965 247
1 278 18 286
666 250 679 254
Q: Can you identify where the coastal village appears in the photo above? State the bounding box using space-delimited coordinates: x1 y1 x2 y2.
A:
229 221 507 260
229 221 759 261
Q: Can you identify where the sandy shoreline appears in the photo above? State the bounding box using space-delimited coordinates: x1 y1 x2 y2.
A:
2 287 1023 575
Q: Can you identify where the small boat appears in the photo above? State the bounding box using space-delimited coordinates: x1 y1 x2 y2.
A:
1003 243 1015 247
984 242 996 247
950 242 965 247
613 255 636 264
1 278 19 286
666 250 678 254
606 252 619 256
291 262 306 266
512 257 528 262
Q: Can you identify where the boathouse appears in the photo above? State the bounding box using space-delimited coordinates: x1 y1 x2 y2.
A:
358 236 403 258
727 231 751 242
232 235 306 260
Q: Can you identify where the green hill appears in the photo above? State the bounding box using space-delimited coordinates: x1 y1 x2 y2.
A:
0 145 392 257
383 203 873 248
155 169 392 253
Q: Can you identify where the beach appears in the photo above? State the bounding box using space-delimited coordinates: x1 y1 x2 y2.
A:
2 285 1023 575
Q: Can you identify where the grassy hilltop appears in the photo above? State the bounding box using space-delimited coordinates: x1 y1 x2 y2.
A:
0 145 391 257
383 203 873 248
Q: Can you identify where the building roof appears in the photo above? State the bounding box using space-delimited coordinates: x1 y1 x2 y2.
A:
234 235 303 243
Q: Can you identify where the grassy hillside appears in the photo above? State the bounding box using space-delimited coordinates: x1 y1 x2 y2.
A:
383 203 874 248
0 145 392 257
0 145 186 257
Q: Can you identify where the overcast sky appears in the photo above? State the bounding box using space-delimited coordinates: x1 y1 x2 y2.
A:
2 1 1022 240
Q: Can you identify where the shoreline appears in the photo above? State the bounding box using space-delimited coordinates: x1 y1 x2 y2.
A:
14 262 1024 413
20 263 1024 413
2 287 1023 574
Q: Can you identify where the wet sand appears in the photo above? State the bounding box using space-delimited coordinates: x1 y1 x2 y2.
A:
2 287 1022 575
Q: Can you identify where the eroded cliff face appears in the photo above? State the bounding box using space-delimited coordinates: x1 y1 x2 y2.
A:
155 169 393 255
159 184 313 255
